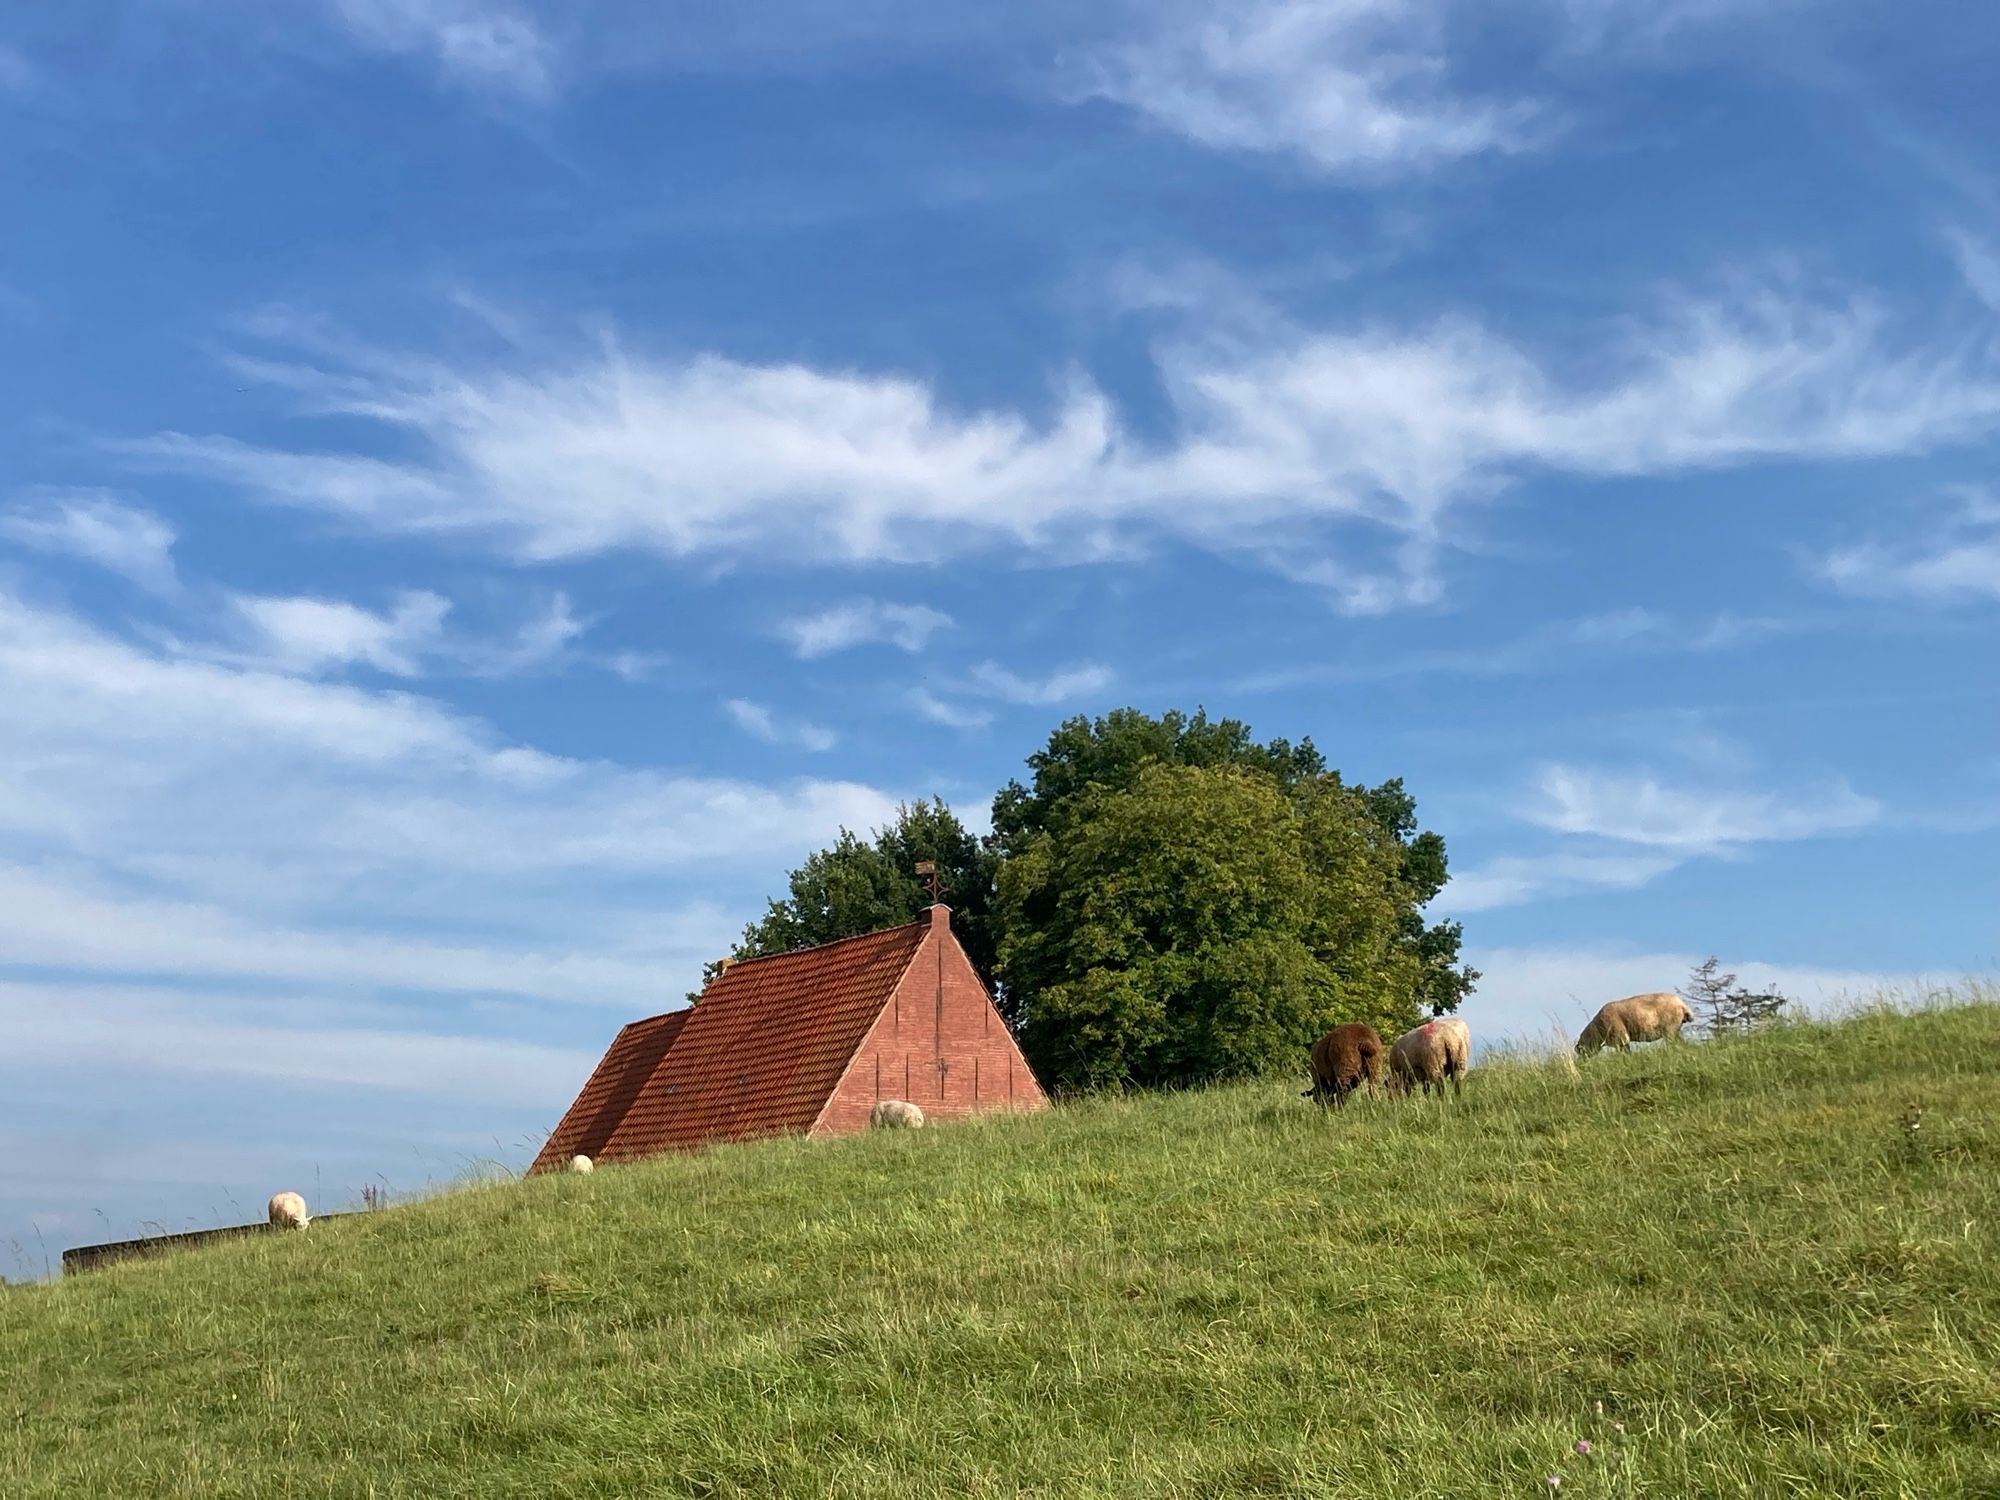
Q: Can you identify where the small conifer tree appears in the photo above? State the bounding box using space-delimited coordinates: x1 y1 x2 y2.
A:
1681 956 1789 1034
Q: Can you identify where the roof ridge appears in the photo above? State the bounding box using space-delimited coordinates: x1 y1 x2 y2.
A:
718 917 927 974
616 1004 692 1031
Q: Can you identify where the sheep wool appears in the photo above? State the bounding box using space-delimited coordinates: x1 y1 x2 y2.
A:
267 1192 310 1231
1389 1018 1472 1099
1575 993 1695 1056
869 1099 925 1129
1305 1024 1386 1108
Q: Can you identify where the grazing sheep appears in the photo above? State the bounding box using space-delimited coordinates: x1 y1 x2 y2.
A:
567 1154 594 1175
870 1099 925 1129
1303 1023 1385 1108
1389 1017 1473 1099
1575 992 1695 1056
267 1192 310 1231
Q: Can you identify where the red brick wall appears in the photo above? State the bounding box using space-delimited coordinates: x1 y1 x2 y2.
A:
815 912 1048 1136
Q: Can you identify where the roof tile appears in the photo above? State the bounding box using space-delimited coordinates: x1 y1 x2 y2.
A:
528 1009 690 1173
598 920 927 1159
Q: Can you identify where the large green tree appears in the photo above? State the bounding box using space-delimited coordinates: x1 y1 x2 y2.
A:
718 708 1475 1089
995 761 1466 1090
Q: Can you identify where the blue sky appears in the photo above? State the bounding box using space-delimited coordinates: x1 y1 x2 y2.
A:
2 0 1996 1271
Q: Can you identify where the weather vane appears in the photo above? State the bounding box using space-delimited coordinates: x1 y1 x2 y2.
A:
914 859 944 902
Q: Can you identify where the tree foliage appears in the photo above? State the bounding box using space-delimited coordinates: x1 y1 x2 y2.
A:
996 759 1469 1091
991 707 1327 856
719 708 1476 1092
1680 956 1789 1035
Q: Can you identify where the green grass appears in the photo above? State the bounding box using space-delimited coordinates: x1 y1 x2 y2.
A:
6 995 1999 1498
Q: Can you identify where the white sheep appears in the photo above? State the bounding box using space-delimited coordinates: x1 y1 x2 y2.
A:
567 1154 595 1175
1388 1018 1472 1099
267 1191 310 1231
1575 992 1694 1056
869 1099 925 1129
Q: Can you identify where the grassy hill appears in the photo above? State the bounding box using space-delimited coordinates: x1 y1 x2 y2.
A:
5 996 1998 1498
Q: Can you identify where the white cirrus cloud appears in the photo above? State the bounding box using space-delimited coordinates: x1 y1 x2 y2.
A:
0 585 902 978
1818 490 2000 605
907 660 1111 732
1079 0 1537 177
183 587 586 680
0 867 674 1010
909 688 995 732
1232 608 1806 694
326 0 554 98
1 492 179 594
1077 0 1789 178
229 590 451 677
1440 849 1684 913
779 599 953 658
0 982 596 1104
119 278 2000 611
723 696 838 753
1525 764 1882 853
1943 227 2000 313
965 661 1115 706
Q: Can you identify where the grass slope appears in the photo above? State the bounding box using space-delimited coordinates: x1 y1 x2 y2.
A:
5 1001 1999 1498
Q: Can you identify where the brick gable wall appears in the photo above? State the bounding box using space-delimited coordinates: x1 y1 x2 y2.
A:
815 907 1048 1134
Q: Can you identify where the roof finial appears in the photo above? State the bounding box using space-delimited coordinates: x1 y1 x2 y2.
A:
914 859 943 903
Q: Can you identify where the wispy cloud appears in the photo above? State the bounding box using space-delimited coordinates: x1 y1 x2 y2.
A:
324 0 554 98
461 591 587 675
604 648 669 682
1818 489 2000 604
1079 0 1536 178
196 587 584 679
1943 227 2000 312
1525 764 1882 852
1442 759 1886 913
123 277 2000 612
909 688 995 732
1443 849 1686 913
965 661 1115 705
779 599 953 658
228 590 451 677
0 866 670 1009
0 586 902 991
906 660 1111 731
1077 0 1787 178
0 492 179 595
0 42 32 93
1236 607 1804 692
0 982 594 1104
723 697 838 752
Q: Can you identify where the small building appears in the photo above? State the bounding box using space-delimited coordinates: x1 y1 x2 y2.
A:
529 904 1047 1171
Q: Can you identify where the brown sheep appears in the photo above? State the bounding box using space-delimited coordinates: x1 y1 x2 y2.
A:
1575 992 1695 1056
1303 1023 1386 1108
1388 1017 1472 1099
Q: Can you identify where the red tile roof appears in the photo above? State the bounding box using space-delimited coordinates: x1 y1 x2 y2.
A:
597 919 929 1160
529 1008 690 1174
